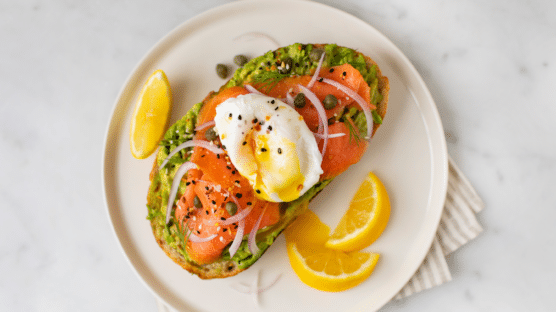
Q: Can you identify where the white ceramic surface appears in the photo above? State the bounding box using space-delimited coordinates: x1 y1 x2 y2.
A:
103 1 446 311
2 0 555 311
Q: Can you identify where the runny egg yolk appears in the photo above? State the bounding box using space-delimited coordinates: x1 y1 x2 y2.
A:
252 133 305 202
214 93 323 203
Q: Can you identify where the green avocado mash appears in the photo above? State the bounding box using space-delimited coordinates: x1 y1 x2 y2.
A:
146 104 331 268
147 43 384 270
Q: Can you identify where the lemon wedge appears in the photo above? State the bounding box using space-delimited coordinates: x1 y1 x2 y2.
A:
285 210 379 292
325 172 391 252
130 69 172 159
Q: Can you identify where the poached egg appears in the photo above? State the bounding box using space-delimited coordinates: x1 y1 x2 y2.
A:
214 93 322 202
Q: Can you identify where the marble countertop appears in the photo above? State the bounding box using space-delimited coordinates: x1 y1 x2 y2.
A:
1 0 555 311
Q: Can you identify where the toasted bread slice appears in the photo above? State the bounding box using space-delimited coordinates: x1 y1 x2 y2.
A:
146 43 389 279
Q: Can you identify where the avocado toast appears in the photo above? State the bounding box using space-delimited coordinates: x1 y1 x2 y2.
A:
146 43 389 279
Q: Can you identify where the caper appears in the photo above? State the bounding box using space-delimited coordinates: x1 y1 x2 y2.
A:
225 201 238 216
216 64 229 79
323 94 338 110
233 54 248 66
193 196 202 208
309 48 325 62
204 127 218 141
278 57 293 74
294 93 306 108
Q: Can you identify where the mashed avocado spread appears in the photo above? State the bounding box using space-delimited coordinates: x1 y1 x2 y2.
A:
147 43 382 270
147 99 331 268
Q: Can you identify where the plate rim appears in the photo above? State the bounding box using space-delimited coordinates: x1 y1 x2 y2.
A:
102 0 448 310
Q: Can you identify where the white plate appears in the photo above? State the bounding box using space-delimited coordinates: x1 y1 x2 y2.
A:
102 0 448 311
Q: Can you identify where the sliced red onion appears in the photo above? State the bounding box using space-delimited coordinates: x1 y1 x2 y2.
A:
229 219 245 258
245 84 263 95
159 140 224 170
298 85 328 156
186 231 217 243
307 52 325 89
204 192 253 226
165 161 197 224
248 205 268 255
220 204 253 226
285 93 294 107
320 77 374 140
313 132 346 139
194 120 215 131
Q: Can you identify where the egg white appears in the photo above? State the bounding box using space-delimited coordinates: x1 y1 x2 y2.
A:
214 93 323 202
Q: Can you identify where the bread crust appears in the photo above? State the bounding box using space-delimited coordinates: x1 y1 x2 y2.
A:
147 43 389 279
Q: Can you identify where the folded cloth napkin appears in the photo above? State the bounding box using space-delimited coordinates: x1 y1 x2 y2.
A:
157 157 484 310
393 157 484 299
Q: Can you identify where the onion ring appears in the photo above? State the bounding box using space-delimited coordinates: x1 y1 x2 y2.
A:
186 232 217 243
194 120 215 131
245 84 264 95
285 92 295 107
220 203 253 226
248 204 268 255
204 192 253 227
159 140 224 170
229 219 245 258
313 132 346 139
165 161 197 224
307 52 325 89
298 85 329 156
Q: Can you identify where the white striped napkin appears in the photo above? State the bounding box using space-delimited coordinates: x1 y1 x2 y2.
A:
393 157 484 299
157 157 484 310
